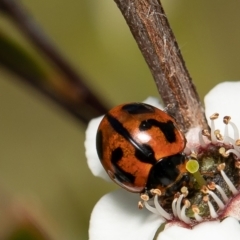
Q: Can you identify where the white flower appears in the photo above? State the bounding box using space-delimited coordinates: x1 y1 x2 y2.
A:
85 82 240 240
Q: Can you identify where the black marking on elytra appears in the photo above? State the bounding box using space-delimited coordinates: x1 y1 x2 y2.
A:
111 147 135 184
96 130 103 161
146 154 187 194
111 147 123 163
122 103 155 114
106 113 155 158
135 144 156 165
139 119 176 143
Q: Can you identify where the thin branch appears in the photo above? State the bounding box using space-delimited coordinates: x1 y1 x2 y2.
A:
0 0 108 125
114 0 208 132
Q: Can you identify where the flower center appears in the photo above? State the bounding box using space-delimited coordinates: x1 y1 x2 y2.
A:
140 114 240 226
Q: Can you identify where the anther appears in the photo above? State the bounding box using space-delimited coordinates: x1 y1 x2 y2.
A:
235 139 240 146
210 113 219 120
219 147 229 157
150 189 161 196
202 129 211 138
223 116 231 124
201 185 209 194
138 201 144 209
192 205 203 222
140 193 149 202
203 195 209 202
181 186 188 197
214 130 223 141
217 163 226 171
207 182 216 190
235 161 240 169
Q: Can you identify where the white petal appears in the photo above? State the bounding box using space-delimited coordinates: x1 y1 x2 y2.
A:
205 81 240 134
159 217 240 240
84 115 110 181
143 97 163 109
89 189 164 240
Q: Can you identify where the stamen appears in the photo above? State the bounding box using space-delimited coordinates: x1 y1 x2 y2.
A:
218 163 238 195
210 113 219 143
180 200 191 224
171 196 178 217
229 121 239 141
225 149 240 158
144 201 159 214
222 133 240 155
176 187 188 220
223 117 229 144
192 205 203 222
153 193 172 220
201 185 225 209
215 184 229 203
207 201 218 218
203 195 218 219
143 189 173 219
176 194 184 219
208 190 225 210
223 116 231 125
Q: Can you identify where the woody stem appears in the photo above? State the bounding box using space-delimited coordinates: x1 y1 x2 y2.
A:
114 0 208 132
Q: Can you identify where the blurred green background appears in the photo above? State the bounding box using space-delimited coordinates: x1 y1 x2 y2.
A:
0 0 240 239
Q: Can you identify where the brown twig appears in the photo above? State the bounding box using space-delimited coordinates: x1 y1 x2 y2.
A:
114 0 208 132
0 0 108 125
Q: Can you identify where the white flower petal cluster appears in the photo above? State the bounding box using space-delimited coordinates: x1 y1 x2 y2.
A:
85 82 240 240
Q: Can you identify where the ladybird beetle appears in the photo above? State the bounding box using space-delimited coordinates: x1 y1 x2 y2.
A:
96 102 189 198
